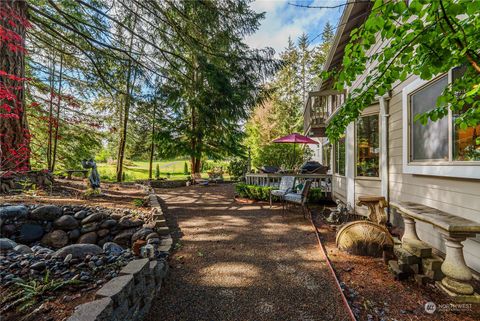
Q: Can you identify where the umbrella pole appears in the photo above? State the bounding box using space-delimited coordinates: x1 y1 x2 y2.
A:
293 144 296 170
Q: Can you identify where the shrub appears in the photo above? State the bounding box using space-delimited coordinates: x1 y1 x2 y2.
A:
235 184 327 203
133 198 144 207
183 162 189 175
155 164 160 179
228 158 247 180
234 183 272 201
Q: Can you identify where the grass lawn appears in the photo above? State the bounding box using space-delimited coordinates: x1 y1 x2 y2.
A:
97 160 230 182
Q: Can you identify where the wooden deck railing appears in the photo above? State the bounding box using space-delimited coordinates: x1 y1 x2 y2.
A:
245 173 332 197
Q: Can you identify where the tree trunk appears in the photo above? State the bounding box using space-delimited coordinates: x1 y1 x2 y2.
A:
0 1 29 172
148 104 156 179
46 54 56 170
116 10 138 182
51 54 64 172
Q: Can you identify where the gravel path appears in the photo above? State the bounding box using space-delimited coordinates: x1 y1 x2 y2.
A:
146 184 350 321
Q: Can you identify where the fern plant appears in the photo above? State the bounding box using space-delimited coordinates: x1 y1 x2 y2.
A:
1 270 82 314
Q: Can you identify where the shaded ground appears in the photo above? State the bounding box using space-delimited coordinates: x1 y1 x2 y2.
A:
146 184 350 321
312 215 480 321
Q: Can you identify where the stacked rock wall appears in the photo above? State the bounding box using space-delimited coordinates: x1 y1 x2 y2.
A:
68 258 168 321
67 188 172 321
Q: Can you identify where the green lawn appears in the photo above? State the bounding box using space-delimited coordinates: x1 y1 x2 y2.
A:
96 160 230 182
97 160 191 181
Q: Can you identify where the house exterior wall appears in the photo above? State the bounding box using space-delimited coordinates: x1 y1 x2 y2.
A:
338 35 480 272
311 1 480 273
332 174 347 203
387 74 480 273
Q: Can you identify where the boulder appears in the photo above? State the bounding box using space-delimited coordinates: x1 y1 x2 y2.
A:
110 213 123 220
14 244 33 254
97 229 110 238
81 223 97 234
100 219 117 229
18 224 44 243
103 242 124 255
30 205 62 221
54 215 79 230
41 230 69 248
31 261 46 271
1 224 16 237
147 238 160 245
81 213 106 225
68 229 81 240
0 205 28 219
131 228 154 242
0 238 17 252
132 239 146 256
74 210 88 219
52 244 103 259
113 229 136 246
146 232 160 241
77 232 98 244
118 216 143 228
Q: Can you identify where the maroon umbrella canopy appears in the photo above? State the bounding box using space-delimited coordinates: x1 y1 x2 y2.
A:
272 133 318 170
272 133 319 144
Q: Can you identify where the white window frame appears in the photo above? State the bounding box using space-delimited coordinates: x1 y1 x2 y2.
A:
334 136 346 177
402 72 480 180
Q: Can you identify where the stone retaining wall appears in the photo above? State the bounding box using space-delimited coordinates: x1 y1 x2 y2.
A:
67 186 172 321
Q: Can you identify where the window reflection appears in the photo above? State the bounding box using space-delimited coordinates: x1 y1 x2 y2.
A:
356 115 379 177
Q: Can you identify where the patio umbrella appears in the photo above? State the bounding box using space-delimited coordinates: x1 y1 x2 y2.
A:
272 133 318 168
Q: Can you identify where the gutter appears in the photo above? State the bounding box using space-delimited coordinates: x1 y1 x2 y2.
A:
379 92 391 220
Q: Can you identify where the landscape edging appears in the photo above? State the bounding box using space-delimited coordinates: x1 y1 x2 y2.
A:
67 183 172 321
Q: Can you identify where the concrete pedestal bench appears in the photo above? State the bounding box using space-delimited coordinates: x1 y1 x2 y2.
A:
391 201 480 302
357 195 388 225
65 170 88 180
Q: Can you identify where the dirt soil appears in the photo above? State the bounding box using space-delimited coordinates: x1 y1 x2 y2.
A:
311 212 480 321
1 178 148 211
146 184 352 321
0 178 149 321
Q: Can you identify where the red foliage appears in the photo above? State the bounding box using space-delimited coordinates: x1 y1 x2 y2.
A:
0 3 31 174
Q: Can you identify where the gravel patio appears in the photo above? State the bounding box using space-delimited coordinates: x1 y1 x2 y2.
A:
146 184 350 321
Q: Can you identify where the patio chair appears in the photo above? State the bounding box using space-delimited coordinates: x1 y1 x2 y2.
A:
269 175 296 208
192 173 209 186
282 179 313 219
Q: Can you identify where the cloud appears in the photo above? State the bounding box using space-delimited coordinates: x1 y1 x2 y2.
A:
244 0 344 55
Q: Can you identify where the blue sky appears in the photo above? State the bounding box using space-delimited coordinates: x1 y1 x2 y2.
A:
244 0 345 55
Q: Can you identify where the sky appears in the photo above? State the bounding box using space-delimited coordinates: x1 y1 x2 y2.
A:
244 0 345 55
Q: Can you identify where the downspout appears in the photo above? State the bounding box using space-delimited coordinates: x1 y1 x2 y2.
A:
379 93 391 221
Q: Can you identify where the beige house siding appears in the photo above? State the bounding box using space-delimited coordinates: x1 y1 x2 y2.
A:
332 174 347 203
354 178 381 216
319 2 480 272
344 38 480 271
387 75 480 273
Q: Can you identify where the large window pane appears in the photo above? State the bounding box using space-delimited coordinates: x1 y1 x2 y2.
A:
410 75 449 161
452 66 480 161
356 115 379 177
335 136 345 176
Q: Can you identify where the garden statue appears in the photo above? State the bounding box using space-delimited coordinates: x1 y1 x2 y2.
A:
81 159 100 190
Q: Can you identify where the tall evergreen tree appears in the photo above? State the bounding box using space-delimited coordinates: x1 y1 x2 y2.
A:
154 0 276 174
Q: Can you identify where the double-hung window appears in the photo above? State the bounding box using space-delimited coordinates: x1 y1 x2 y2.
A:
334 135 346 176
356 114 380 177
402 68 480 179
